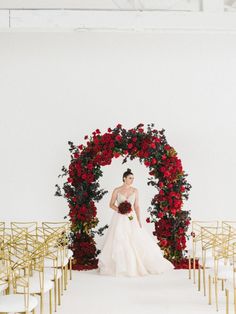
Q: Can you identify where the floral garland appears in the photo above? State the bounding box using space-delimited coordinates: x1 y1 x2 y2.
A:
55 123 192 270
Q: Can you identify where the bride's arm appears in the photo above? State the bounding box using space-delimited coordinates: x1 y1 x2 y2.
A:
134 189 142 227
109 189 119 212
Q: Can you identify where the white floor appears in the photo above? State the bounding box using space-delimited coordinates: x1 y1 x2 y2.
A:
47 269 233 314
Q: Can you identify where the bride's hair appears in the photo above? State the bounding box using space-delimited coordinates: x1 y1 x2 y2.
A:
122 168 133 182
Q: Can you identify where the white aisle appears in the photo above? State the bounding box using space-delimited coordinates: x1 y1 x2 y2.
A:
55 269 228 314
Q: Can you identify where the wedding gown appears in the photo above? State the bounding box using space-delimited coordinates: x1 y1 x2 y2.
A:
97 191 175 277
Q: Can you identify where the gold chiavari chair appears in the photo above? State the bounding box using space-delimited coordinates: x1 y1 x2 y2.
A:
43 226 69 298
225 241 236 314
188 220 219 284
41 231 62 312
0 236 38 313
42 222 73 290
36 226 64 308
6 229 54 314
11 222 38 241
19 232 55 314
198 226 220 295
206 231 234 311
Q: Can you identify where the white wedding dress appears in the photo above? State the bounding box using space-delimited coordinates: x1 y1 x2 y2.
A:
97 191 175 277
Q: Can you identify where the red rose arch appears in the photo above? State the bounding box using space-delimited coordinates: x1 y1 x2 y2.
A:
55 123 192 270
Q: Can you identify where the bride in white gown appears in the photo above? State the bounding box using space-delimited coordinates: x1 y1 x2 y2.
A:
97 168 175 277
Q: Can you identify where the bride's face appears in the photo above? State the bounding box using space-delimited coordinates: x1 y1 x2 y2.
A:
124 174 134 185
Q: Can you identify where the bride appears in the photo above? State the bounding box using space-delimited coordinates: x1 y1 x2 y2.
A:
97 168 175 277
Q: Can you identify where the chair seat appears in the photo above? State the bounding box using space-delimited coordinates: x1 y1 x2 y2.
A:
187 248 202 257
17 276 53 294
67 249 73 259
198 256 214 267
218 268 234 280
0 294 38 312
44 268 62 280
44 257 69 268
0 280 8 292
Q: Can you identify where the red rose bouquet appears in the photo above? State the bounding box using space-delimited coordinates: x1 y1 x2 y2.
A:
118 201 133 220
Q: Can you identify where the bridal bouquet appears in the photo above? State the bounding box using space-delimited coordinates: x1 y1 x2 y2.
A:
118 201 133 220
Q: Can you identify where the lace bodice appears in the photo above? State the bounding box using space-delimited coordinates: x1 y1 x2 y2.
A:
116 192 136 207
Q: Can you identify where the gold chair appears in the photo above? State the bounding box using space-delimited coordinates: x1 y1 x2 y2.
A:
188 220 219 283
0 236 38 313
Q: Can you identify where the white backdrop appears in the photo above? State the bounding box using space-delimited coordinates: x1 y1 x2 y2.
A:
0 31 236 247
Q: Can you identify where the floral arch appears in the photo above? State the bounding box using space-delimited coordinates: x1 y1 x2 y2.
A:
56 123 192 270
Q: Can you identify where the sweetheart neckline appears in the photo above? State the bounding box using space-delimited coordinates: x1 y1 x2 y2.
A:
118 191 135 200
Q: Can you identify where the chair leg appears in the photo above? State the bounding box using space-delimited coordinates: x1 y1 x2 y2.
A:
58 278 61 306
70 258 72 280
54 280 57 312
215 277 219 312
222 279 225 291
40 293 44 314
198 266 201 291
61 267 64 296
193 257 196 284
203 265 206 296
64 265 68 290
225 288 229 314
234 288 236 314
188 256 191 280
208 274 212 305
49 289 53 314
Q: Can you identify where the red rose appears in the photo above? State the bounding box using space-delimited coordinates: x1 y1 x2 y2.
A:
84 135 88 140
160 239 168 247
162 154 167 160
116 124 122 129
128 143 133 149
87 163 93 170
164 171 171 178
108 128 112 132
151 158 157 165
96 129 101 134
171 208 176 215
82 173 87 180
74 153 79 159
132 137 137 142
146 217 151 223
164 145 171 151
180 186 185 192
157 212 164 218
150 143 156 149
114 152 120 158
159 182 164 188
115 135 122 141
144 161 151 167
78 145 83 150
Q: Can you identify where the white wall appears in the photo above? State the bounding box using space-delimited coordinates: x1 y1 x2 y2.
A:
0 31 236 246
